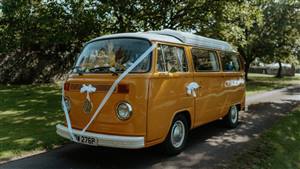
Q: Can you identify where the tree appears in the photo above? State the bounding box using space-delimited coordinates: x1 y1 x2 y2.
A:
197 0 264 80
259 0 300 78
0 0 108 83
208 0 300 80
0 0 299 83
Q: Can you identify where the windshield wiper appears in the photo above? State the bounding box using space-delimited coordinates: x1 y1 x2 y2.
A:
72 66 83 75
109 67 119 76
89 66 119 76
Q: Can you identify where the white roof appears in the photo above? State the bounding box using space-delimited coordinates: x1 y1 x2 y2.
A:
89 32 182 44
150 29 234 52
89 29 235 52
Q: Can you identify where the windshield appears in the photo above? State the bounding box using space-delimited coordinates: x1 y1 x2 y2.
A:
74 38 152 73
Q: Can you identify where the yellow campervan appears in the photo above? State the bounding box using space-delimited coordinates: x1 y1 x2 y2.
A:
56 29 245 154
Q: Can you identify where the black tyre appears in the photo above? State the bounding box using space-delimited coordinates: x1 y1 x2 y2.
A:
162 114 188 155
224 105 239 128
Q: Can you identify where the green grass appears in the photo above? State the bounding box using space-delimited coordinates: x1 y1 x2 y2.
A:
0 84 67 162
246 73 300 95
229 106 300 169
0 73 299 162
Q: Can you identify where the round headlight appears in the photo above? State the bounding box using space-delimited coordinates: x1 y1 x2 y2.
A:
116 102 132 120
63 97 71 112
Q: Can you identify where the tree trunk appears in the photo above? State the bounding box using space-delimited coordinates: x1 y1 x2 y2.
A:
276 60 283 78
244 61 250 81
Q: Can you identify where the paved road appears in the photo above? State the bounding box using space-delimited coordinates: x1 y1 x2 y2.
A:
1 86 300 169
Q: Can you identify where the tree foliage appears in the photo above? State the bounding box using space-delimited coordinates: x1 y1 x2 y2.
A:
259 0 300 77
0 0 299 83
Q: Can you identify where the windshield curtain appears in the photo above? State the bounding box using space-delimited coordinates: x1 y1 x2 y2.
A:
75 38 152 73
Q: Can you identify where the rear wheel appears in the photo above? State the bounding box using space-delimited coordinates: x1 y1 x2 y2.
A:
224 105 239 128
162 114 188 155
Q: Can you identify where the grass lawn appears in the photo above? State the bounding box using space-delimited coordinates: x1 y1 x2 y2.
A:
228 106 300 169
246 73 300 95
0 84 67 162
0 73 299 162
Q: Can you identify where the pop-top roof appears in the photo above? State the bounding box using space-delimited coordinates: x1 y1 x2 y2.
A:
149 29 234 52
89 29 235 52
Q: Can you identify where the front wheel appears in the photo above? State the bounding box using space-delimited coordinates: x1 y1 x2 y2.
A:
224 105 239 128
162 114 188 155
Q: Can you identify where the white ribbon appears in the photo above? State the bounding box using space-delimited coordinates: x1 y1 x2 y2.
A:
80 44 156 134
80 84 96 93
61 44 156 138
80 84 96 100
186 82 200 97
61 83 77 142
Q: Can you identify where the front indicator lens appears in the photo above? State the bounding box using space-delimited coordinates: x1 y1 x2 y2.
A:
63 97 71 113
116 102 132 120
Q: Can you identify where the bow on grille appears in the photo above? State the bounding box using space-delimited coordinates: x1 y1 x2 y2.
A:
80 84 96 100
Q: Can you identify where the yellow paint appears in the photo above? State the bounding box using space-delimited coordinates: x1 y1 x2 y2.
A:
63 40 245 148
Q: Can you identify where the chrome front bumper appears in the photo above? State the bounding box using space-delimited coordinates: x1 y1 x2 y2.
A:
56 124 145 149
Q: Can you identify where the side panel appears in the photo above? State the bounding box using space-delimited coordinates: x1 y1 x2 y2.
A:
147 73 194 142
194 72 225 126
220 53 246 116
221 72 245 117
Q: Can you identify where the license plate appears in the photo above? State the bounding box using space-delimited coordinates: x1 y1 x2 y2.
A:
75 135 97 146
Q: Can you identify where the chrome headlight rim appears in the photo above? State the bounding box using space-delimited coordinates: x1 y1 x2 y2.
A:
116 101 133 121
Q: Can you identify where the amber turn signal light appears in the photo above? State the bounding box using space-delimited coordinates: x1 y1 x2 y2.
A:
64 82 70 91
118 84 129 93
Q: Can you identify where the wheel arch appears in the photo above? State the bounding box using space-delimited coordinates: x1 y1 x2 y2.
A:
166 109 192 138
224 102 242 117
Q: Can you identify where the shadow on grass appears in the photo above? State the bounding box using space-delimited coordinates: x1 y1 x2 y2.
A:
0 84 67 161
228 105 300 169
1 91 299 169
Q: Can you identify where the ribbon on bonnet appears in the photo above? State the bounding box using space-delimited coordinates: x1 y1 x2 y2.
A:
61 44 157 141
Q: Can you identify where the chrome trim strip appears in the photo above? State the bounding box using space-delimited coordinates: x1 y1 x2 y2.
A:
56 124 145 149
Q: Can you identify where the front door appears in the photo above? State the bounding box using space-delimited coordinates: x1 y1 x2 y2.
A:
147 43 194 143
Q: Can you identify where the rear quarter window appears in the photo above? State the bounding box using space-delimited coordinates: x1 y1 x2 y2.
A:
221 52 241 72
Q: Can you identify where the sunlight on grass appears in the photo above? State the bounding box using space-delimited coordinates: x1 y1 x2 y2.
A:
229 106 300 169
246 73 300 95
0 74 299 162
0 84 68 162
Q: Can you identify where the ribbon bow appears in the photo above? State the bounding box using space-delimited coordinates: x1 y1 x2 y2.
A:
186 82 200 97
80 84 96 100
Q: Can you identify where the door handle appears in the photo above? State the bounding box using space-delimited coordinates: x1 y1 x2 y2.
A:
158 72 169 77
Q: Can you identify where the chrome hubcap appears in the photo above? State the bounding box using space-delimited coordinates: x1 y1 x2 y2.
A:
230 106 238 123
171 120 185 148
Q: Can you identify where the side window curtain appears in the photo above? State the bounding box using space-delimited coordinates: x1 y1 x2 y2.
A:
157 44 188 72
157 45 167 72
209 52 219 71
221 52 241 72
191 48 220 72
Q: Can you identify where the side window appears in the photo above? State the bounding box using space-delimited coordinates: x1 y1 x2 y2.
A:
221 52 240 72
157 44 188 72
191 48 220 72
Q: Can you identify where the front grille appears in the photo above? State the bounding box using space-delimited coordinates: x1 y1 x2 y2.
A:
70 84 114 92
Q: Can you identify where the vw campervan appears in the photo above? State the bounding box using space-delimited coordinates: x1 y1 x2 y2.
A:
56 29 245 154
